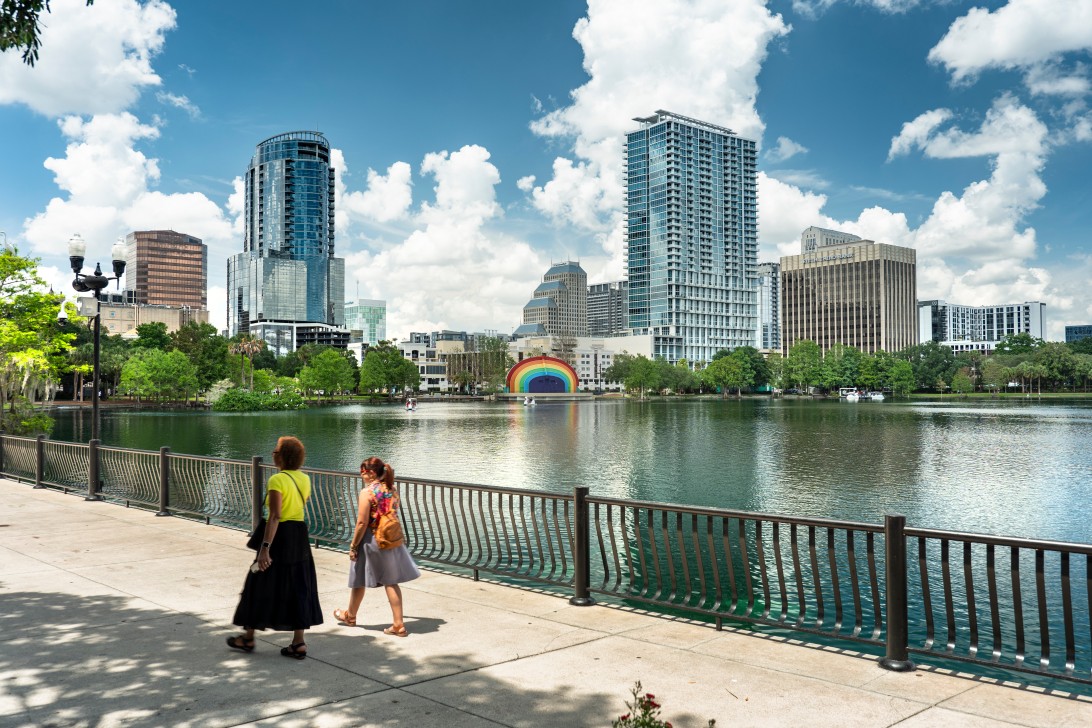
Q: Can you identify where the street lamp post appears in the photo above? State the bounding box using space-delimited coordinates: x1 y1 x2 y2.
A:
68 234 126 443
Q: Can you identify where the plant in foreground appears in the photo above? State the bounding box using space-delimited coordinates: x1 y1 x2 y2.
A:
612 681 714 728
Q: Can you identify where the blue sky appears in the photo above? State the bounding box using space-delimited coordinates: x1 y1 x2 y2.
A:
1 0 1090 340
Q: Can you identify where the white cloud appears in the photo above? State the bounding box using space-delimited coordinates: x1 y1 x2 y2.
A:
766 136 809 162
20 111 236 312
1023 63 1090 97
764 168 829 190
155 91 200 118
346 145 546 338
929 0 1092 83
792 0 924 16
887 108 952 160
524 0 790 273
334 151 414 243
0 0 177 116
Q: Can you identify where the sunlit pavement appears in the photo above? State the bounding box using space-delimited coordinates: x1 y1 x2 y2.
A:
1 477 1090 727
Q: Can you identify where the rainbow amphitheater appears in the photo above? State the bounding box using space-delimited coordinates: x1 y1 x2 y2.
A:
502 356 591 400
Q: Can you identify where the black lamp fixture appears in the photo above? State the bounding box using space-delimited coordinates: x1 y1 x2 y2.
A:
68 233 127 450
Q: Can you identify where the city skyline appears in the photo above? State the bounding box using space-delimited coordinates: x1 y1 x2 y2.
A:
2 0 1091 340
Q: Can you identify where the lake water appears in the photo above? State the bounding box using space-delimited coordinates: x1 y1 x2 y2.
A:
49 397 1092 544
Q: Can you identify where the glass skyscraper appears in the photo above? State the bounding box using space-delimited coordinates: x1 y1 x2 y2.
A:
625 110 758 365
227 131 345 349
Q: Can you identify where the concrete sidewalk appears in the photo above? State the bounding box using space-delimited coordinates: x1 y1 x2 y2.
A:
1 478 1089 728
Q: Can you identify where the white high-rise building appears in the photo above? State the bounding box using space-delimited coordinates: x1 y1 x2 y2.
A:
625 110 758 365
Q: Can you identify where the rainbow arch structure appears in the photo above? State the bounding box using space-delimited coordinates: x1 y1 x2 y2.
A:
506 355 579 394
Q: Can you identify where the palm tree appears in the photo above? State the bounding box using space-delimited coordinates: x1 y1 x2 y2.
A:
229 335 264 390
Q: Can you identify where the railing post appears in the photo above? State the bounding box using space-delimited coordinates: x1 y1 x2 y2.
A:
569 486 595 607
0 435 5 478
34 434 45 488
250 455 263 534
85 438 102 501
156 447 171 517
879 513 915 672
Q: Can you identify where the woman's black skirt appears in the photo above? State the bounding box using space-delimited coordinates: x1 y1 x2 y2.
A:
233 520 323 631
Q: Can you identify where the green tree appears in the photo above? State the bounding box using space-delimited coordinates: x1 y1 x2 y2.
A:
899 341 958 391
0 0 95 66
1033 342 1077 391
889 360 915 398
132 321 171 350
951 372 973 396
228 334 264 389
980 357 1006 394
0 246 75 433
765 352 785 391
820 344 862 390
734 346 770 388
478 335 514 392
120 348 198 402
616 355 659 398
703 351 754 397
298 349 356 400
603 352 635 385
785 340 822 391
169 321 228 392
994 332 1044 355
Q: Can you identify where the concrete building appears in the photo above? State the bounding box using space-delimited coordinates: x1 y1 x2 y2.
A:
515 262 588 339
781 228 917 354
919 300 1047 353
1066 324 1092 343
344 298 386 345
123 230 207 311
588 281 629 337
227 131 346 353
76 294 208 337
625 110 758 365
756 262 780 352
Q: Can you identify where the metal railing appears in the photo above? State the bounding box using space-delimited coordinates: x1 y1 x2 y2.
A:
1 433 1088 688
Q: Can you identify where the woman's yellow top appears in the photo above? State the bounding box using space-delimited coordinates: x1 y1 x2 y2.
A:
264 470 310 522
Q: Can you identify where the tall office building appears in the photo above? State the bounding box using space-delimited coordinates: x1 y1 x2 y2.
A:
227 131 346 353
919 300 1046 353
514 261 588 338
625 110 758 364
344 298 386 345
124 230 207 310
781 227 917 354
588 281 629 337
756 262 780 351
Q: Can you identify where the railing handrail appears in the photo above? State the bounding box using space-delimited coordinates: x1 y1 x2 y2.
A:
588 494 885 533
905 526 1092 555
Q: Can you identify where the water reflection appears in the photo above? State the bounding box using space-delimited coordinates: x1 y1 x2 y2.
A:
48 398 1092 543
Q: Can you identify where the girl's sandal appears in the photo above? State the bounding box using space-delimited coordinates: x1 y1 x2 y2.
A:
280 642 307 660
383 625 408 637
333 608 356 627
226 635 255 653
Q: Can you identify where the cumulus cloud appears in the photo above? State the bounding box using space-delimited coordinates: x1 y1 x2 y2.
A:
21 111 236 294
0 0 176 116
1023 63 1091 97
524 0 789 274
929 0 1092 83
766 136 809 162
346 145 545 336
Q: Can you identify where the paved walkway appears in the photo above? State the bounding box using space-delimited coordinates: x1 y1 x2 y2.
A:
1 478 1090 727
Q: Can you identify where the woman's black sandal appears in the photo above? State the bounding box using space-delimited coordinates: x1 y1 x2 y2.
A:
226 635 255 653
280 642 307 660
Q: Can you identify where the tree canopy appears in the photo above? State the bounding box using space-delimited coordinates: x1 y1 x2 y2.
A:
1 0 95 66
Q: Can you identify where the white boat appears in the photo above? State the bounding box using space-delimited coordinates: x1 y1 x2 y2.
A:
838 387 860 401
845 392 859 402
868 392 885 401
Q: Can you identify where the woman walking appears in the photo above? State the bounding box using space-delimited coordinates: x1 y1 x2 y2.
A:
333 456 420 636
227 435 323 658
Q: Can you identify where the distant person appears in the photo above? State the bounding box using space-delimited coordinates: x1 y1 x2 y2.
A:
333 456 420 636
227 435 323 659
